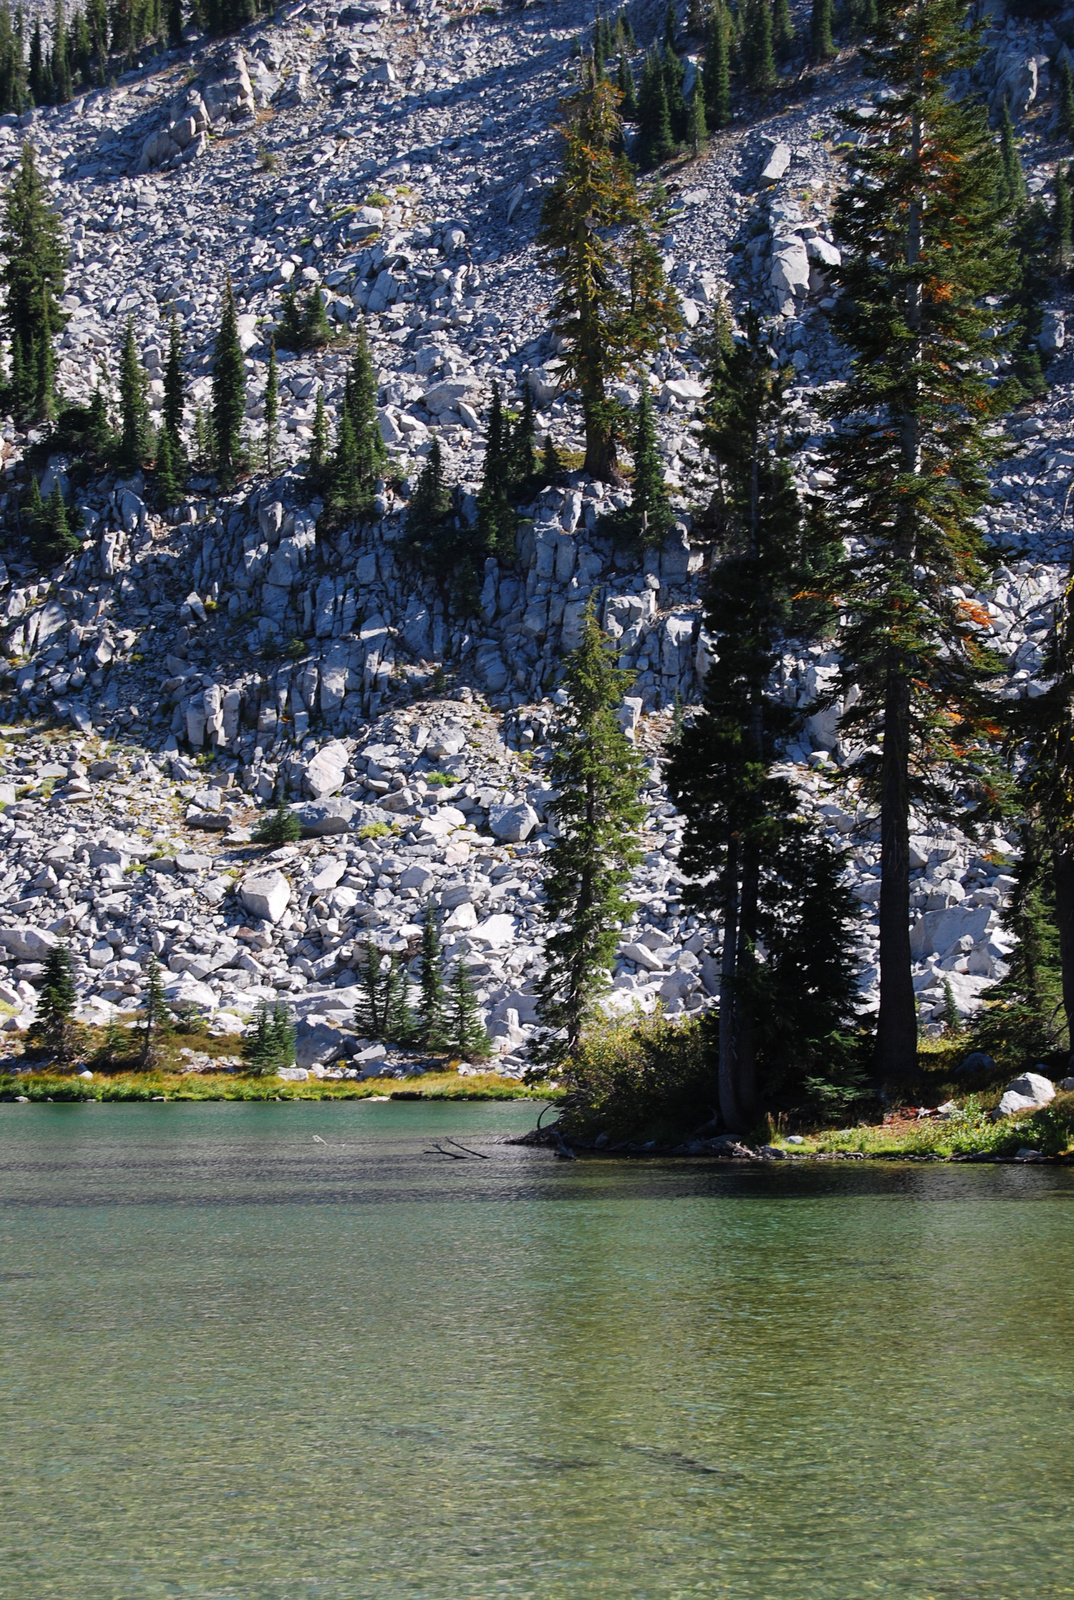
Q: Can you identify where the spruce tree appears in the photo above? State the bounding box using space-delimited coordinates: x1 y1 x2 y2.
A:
637 47 675 166
308 388 328 481
155 426 181 509
617 51 638 119
448 959 491 1060
163 310 185 441
253 796 301 845
998 97 1026 210
687 77 707 155
382 957 414 1046
476 380 515 556
625 386 674 544
1 140 66 422
662 41 688 142
415 901 449 1050
810 0 833 62
324 325 387 522
1054 163 1072 274
741 0 775 93
824 0 1015 1083
669 310 847 1129
354 939 385 1039
405 437 451 541
278 285 304 350
508 380 538 491
1059 54 1074 144
87 383 114 457
33 939 78 1060
704 3 732 129
244 999 296 1075
541 432 564 484
773 0 794 60
302 287 331 348
211 274 245 479
35 480 78 565
264 332 278 472
538 67 681 479
118 317 151 470
193 405 211 471
536 599 646 1062
139 953 170 1069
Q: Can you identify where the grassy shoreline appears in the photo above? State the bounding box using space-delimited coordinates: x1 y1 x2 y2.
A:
0 1069 555 1103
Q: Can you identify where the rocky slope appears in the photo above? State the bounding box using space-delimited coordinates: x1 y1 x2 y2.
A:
0 0 1072 1069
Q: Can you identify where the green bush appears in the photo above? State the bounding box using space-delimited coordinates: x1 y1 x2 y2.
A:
557 1009 714 1141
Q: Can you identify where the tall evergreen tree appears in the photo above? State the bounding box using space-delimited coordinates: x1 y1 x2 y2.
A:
810 0 834 62
32 938 78 1059
669 310 852 1129
536 599 646 1062
476 380 515 556
405 436 451 540
139 953 170 1069
34 479 78 564
538 67 681 479
354 939 385 1040
1059 54 1074 144
637 46 675 166
309 387 328 481
662 41 688 141
155 425 181 509
823 0 1015 1083
687 77 707 154
324 324 387 522
211 274 245 478
625 386 674 544
508 380 538 490
704 2 732 129
263 331 278 471
998 97 1026 209
617 50 638 118
415 900 449 1050
740 0 775 92
1 141 65 422
1054 163 1072 274
51 0 72 102
118 317 150 470
243 999 296 1075
382 956 414 1046
448 959 491 1060
773 0 794 60
163 309 185 441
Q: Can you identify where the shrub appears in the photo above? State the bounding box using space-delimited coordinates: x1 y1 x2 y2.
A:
359 820 393 840
557 1009 713 1141
254 800 302 846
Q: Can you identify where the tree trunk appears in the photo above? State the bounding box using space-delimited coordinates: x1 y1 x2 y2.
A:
735 836 761 1128
583 402 621 483
1054 841 1074 1056
717 840 746 1129
876 663 918 1082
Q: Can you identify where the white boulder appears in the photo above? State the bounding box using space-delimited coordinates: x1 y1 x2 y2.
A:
240 870 291 924
996 1071 1056 1119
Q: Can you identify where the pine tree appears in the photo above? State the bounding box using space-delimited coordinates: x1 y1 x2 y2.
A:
824 0 1015 1084
687 77 707 155
324 324 387 522
382 957 413 1046
308 387 328 481
301 287 331 348
477 380 515 556
264 332 278 472
34 479 79 565
617 51 638 119
155 425 182 509
810 0 833 62
741 0 775 93
704 3 731 129
193 405 211 470
354 939 385 1039
415 901 449 1050
167 0 182 43
508 380 538 490
773 0 794 60
118 316 151 470
538 68 681 480
22 471 43 547
536 598 647 1062
139 953 170 1069
448 959 491 1060
625 386 674 544
1054 163 1072 274
662 41 688 141
637 47 675 167
1059 54 1074 144
669 310 846 1129
211 274 245 478
541 432 564 484
163 310 185 441
1 141 66 422
405 436 451 540
998 97 1026 209
51 0 71 101
278 284 304 349
33 939 78 1059
253 796 301 845
87 382 114 457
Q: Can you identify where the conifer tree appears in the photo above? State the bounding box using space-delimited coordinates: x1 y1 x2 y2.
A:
155 425 181 509
741 0 775 93
624 386 674 544
139 953 170 1069
536 599 646 1061
382 956 414 1046
415 901 449 1050
538 68 681 480
302 287 331 348
1 140 66 422
617 50 638 118
253 796 301 845
324 326 386 522
244 999 296 1075
541 432 564 484
51 0 71 101
687 77 707 154
35 479 78 565
33 939 78 1059
998 97 1026 209
810 0 833 62
448 959 491 1060
1059 54 1074 144
193 405 211 470
704 3 732 129
1054 163 1072 274
163 310 185 442
87 382 114 457
669 310 854 1129
664 0 678 51
405 437 451 540
264 332 278 472
477 380 515 556
354 939 385 1040
118 317 151 470
22 471 43 547
637 47 675 166
308 388 328 481
773 0 794 60
662 41 688 141
824 0 1015 1083
278 285 304 349
211 274 245 479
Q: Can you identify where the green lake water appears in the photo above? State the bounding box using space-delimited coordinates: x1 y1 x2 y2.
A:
2 1100 1073 1600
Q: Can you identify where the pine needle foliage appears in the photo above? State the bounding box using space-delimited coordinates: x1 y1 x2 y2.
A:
447 960 491 1059
415 901 449 1050
253 797 301 845
810 0 834 61
118 316 151 471
741 0 776 92
822 0 1016 1082
323 324 387 524
32 939 79 1060
211 275 246 478
1 140 66 422
538 67 681 480
704 3 732 129
243 1000 296 1075
139 954 171 1069
536 598 647 1062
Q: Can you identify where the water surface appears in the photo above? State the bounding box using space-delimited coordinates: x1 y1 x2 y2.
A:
2 1100 1072 1600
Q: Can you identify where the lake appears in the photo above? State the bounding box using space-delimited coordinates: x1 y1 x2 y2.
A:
2 1099 1072 1599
